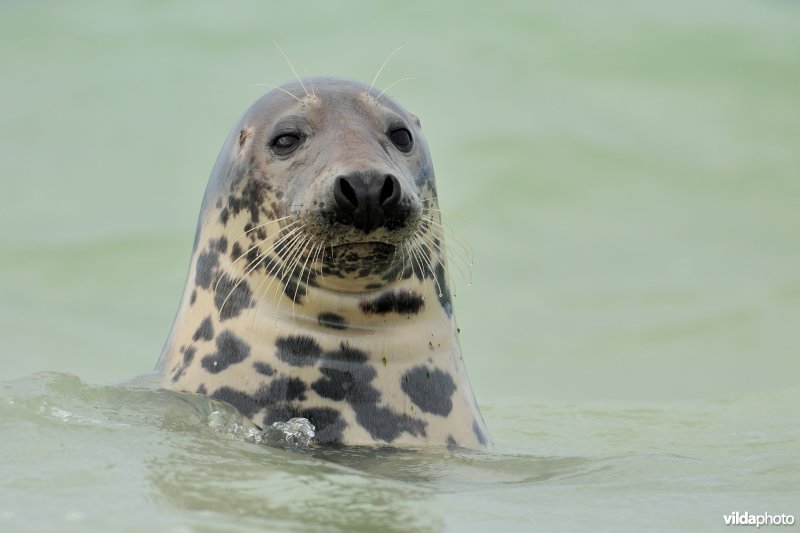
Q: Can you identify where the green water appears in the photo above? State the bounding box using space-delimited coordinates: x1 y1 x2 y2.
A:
1 0 798 531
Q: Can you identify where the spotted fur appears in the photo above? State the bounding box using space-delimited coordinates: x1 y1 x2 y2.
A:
156 78 490 449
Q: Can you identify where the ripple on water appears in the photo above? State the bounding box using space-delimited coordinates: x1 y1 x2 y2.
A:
1 373 798 531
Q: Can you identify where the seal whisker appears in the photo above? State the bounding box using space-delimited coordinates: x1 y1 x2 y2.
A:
214 223 302 293
398 240 413 282
390 243 402 279
368 45 404 93
252 232 308 328
247 231 307 326
410 236 446 297
413 234 459 296
291 237 315 312
415 221 472 286
213 218 300 292
404 240 428 284
273 41 309 97
242 215 295 238
414 241 436 289
375 77 415 101
254 231 305 295
401 242 417 280
310 239 325 284
217 234 289 318
273 234 309 318
276 234 309 295
271 232 306 278
254 83 303 104
418 213 475 267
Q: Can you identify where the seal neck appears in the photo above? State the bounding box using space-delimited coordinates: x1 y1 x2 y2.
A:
257 273 450 334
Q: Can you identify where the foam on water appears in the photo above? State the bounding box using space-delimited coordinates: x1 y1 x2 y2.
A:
206 409 316 448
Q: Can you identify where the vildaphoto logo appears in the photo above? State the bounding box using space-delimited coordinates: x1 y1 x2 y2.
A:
723 512 795 527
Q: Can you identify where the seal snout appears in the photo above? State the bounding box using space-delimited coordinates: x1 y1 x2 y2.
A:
333 171 404 234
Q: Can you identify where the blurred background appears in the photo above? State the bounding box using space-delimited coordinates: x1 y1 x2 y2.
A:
2 0 798 404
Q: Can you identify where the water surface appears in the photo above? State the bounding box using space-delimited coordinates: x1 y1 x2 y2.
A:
1 0 798 530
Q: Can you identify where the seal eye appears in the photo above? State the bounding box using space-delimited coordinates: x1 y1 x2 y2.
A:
388 128 413 153
270 133 302 156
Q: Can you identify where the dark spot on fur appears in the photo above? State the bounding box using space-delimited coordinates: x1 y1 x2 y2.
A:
318 312 347 330
190 289 197 305
171 345 197 382
264 404 298 426
267 377 307 402
283 277 307 303
213 274 255 321
253 362 276 376
364 283 383 290
356 405 426 442
266 336 427 442
245 246 259 264
472 420 488 446
401 366 456 416
231 241 242 262
192 316 214 342
227 179 265 224
301 407 346 444
195 249 220 290
324 342 369 364
196 384 207 395
213 378 306 421
360 290 424 315
312 366 370 402
275 335 322 367
312 358 426 442
446 435 458 450
201 330 251 373
211 237 228 254
211 386 262 418
219 207 230 226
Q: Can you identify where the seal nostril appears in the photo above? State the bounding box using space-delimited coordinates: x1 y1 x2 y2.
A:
334 176 359 212
379 174 401 208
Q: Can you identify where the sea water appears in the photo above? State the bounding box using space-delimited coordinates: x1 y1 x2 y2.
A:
1 0 798 531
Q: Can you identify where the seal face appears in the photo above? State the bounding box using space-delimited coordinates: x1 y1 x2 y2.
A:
157 77 490 449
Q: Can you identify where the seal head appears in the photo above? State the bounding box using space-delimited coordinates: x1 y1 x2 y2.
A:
157 77 490 449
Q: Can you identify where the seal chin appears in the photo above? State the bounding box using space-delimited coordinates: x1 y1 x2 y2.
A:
318 239 404 283
331 241 397 253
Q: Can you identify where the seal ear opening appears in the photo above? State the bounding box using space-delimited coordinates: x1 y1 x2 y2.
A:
238 127 253 150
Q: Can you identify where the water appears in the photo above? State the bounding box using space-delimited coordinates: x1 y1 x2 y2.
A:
1 373 797 531
1 0 799 531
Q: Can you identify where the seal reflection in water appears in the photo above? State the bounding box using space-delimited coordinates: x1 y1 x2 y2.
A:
157 78 490 449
